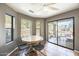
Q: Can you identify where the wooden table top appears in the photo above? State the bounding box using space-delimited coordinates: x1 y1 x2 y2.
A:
22 35 43 43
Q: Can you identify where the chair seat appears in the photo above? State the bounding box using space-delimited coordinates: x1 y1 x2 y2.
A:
18 45 29 50
33 45 44 51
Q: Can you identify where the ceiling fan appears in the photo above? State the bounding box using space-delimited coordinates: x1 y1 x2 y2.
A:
29 3 59 13
43 3 59 10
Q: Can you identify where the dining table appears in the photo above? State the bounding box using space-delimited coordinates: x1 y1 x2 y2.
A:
21 35 43 55
22 35 43 45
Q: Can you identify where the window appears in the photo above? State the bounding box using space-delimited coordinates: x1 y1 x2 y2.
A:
5 14 15 43
36 21 41 36
21 19 32 38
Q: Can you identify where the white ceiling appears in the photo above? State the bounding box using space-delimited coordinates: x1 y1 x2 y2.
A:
6 3 79 18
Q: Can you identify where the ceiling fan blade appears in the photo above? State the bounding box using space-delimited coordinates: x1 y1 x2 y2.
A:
48 6 59 10
47 3 56 6
44 3 56 6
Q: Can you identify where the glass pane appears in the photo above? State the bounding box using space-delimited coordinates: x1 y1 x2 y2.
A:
5 29 11 43
48 22 57 44
36 21 40 36
58 19 73 49
5 15 11 28
21 19 32 38
5 15 12 43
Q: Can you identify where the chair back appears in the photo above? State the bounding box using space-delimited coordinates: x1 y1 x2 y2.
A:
33 40 46 51
15 37 23 45
39 40 46 45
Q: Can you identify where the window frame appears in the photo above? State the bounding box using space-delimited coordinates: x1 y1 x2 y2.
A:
47 17 75 50
21 18 32 38
36 20 41 36
5 13 15 43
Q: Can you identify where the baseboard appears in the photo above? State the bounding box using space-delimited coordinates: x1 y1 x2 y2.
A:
7 47 18 56
74 50 79 53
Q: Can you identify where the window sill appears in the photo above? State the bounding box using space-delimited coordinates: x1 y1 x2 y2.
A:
6 41 14 45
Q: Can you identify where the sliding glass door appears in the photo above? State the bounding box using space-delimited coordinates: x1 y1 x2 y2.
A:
58 18 73 49
47 17 74 49
48 22 57 44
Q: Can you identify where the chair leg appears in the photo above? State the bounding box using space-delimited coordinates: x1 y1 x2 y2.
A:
38 50 46 56
34 48 46 56
25 46 32 56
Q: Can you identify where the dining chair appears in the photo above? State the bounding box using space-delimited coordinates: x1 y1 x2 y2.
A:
15 37 28 50
33 40 46 56
15 37 31 56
